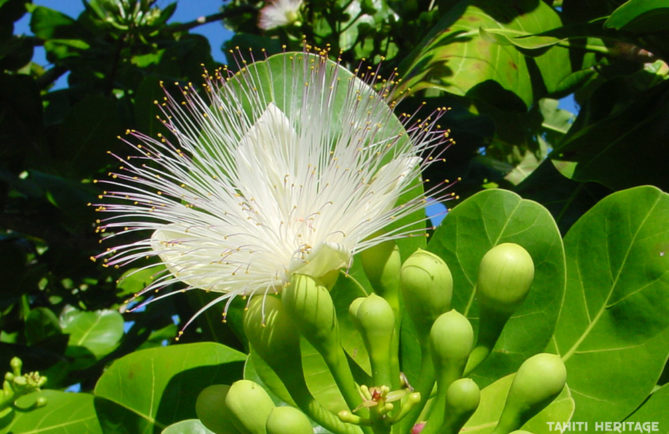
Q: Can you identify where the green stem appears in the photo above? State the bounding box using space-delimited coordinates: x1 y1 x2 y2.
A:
399 341 435 433
464 307 510 375
277 364 363 434
323 346 369 419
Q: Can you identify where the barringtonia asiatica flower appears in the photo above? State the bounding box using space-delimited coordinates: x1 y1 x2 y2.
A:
94 49 454 329
258 0 303 30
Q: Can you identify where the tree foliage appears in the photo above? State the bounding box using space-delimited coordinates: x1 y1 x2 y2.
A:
1 0 667 432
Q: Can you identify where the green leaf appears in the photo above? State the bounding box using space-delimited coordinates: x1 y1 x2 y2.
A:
2 390 103 433
400 3 531 106
463 374 574 433
60 306 124 360
548 186 669 422
479 27 564 50
161 419 214 434
29 6 79 40
399 0 564 107
539 99 575 135
605 0 669 32
625 384 669 426
300 339 349 413
428 189 566 386
94 342 246 432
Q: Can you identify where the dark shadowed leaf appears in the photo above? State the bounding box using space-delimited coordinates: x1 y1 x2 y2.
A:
94 342 245 432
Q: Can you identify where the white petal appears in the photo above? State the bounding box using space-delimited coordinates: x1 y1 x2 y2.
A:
151 224 228 291
258 0 302 30
235 102 297 193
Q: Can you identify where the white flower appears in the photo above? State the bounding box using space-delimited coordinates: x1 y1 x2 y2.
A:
258 0 303 30
94 51 453 329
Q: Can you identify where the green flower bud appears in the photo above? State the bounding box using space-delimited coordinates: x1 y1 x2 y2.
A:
466 243 535 374
361 241 401 308
10 357 22 376
401 249 453 338
422 311 474 434
348 297 365 322
225 380 276 434
476 243 534 314
35 396 48 408
266 406 313 434
447 378 480 411
422 378 480 434
243 296 301 371
282 274 339 355
351 294 397 387
361 242 403 393
244 296 362 434
397 251 453 434
430 310 474 374
282 274 362 412
355 294 395 336
493 354 567 434
195 384 240 434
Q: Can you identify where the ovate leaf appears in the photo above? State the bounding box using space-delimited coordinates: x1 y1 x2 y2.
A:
549 185 669 421
605 0 669 32
60 306 124 361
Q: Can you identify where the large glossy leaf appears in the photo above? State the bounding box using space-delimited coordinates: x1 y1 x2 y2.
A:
2 390 102 433
463 374 574 433
428 189 566 386
548 186 669 422
94 342 246 433
399 0 567 106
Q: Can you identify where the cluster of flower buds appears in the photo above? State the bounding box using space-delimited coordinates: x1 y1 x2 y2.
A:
196 380 313 434
1 357 47 419
196 243 567 434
